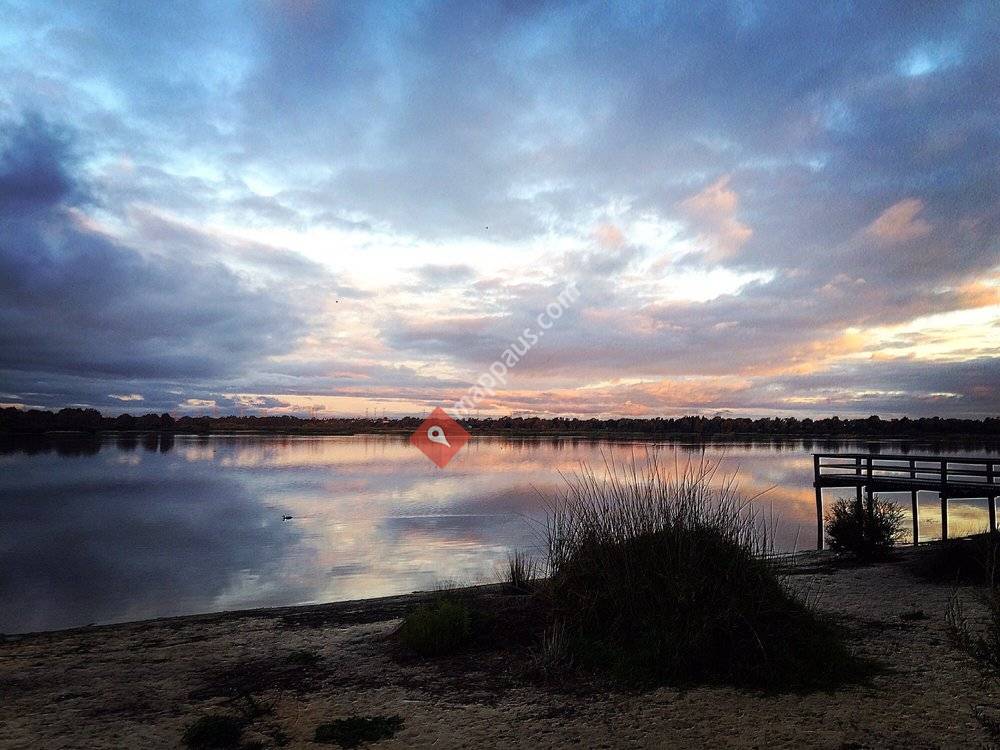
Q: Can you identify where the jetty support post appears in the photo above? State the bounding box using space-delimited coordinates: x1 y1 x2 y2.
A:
910 459 919 546
814 454 823 550
854 457 863 516
940 459 949 541
865 455 874 517
989 461 997 534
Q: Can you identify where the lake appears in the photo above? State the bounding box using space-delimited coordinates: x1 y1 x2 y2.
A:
2 433 998 634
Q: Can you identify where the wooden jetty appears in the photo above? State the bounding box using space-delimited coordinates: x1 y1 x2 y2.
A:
813 453 1000 550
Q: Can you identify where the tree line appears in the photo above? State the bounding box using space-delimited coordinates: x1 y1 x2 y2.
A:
2 406 999 438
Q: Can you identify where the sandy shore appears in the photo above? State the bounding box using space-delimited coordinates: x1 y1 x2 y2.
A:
2 547 999 749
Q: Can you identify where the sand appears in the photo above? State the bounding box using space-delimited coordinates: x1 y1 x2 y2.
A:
2 547 999 749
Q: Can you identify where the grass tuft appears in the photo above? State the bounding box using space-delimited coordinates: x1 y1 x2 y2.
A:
544 453 863 688
948 591 1000 676
314 715 403 747
500 550 538 594
181 715 244 749
398 599 471 656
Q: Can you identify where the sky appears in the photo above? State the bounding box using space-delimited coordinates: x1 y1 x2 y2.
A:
0 1 998 420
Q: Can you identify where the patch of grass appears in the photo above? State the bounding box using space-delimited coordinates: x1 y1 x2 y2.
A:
499 550 538 594
286 649 321 666
948 590 1000 677
314 715 403 747
825 494 905 561
545 454 866 689
188 654 323 701
398 599 471 656
532 621 571 678
181 715 244 749
912 532 1000 585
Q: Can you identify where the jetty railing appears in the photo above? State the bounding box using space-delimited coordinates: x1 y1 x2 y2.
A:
812 453 1000 550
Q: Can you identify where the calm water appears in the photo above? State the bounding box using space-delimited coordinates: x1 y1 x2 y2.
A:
2 434 998 634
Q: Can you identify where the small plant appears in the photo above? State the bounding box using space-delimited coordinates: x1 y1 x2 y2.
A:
314 715 403 747
500 550 538 593
181 715 244 749
398 599 471 656
825 494 904 560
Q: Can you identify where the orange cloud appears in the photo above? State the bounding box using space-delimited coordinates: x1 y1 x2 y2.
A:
594 223 625 249
957 279 1000 309
866 198 932 243
679 175 752 260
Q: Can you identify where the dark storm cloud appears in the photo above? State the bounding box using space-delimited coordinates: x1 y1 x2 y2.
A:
0 116 309 400
0 114 79 211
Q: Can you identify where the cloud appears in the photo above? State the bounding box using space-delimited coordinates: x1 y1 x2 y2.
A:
0 3 998 417
0 113 79 212
594 223 625 249
866 198 933 243
413 264 477 287
678 176 753 260
0 115 317 404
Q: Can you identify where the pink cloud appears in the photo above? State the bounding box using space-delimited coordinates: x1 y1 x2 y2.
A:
593 223 625 249
678 175 752 260
866 198 932 243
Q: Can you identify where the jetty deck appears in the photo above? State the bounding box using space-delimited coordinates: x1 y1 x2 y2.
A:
813 453 1000 549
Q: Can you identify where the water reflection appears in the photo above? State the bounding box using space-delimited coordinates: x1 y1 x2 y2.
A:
0 434 997 633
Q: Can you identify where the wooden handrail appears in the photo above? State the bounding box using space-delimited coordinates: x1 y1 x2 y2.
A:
815 452 997 464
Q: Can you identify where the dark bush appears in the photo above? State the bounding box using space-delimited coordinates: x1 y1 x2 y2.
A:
398 599 471 656
545 455 862 688
913 531 1000 585
825 494 904 560
314 715 403 747
181 715 244 749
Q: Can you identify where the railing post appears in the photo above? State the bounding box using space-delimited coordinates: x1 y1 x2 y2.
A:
910 458 919 546
940 459 948 540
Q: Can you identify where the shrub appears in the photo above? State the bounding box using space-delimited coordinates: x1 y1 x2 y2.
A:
314 715 404 747
545 454 861 688
912 531 1000 585
181 715 244 749
500 550 538 593
398 599 471 656
824 494 904 560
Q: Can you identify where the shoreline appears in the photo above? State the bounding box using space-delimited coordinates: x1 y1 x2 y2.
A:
0 549 828 641
5 545 1000 748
